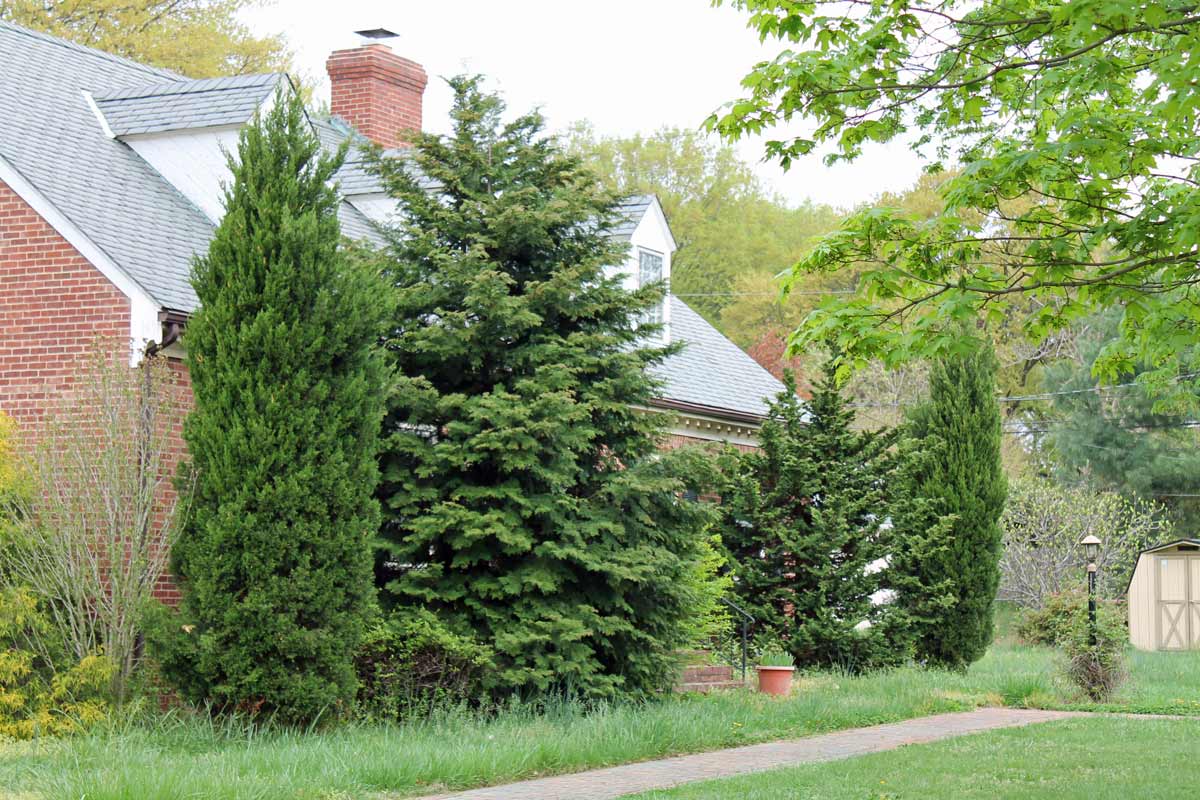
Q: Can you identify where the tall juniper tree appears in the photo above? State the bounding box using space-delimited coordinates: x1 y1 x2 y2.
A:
168 89 389 722
896 343 1006 668
372 76 709 698
719 367 900 671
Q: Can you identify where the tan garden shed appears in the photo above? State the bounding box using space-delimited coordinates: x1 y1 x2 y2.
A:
1127 538 1200 651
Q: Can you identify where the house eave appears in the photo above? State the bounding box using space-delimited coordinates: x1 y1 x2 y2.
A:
648 397 766 426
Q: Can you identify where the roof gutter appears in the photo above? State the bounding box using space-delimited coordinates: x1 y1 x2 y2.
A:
648 397 766 427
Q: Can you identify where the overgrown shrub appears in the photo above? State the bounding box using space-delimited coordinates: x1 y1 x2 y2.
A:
1061 598 1128 701
1016 589 1126 648
0 349 184 702
354 610 491 721
680 532 734 650
1016 589 1089 646
0 588 113 739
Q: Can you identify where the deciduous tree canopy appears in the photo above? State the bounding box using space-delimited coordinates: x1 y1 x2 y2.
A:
2 0 291 77
712 0 1200 392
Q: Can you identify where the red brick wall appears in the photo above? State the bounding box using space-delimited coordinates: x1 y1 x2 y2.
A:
0 181 130 424
150 356 191 606
326 44 427 149
0 179 188 604
662 432 757 453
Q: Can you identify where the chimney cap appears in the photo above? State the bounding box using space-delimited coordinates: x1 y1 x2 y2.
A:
354 28 399 41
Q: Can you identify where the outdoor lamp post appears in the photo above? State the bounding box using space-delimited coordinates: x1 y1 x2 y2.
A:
1080 534 1102 647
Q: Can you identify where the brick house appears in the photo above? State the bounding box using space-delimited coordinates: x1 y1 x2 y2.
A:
0 23 783 484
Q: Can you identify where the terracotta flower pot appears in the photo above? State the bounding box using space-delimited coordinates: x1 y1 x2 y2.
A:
756 665 795 696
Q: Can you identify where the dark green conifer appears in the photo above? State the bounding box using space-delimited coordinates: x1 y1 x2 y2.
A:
719 367 900 671
372 77 709 698
896 343 1006 668
169 89 389 721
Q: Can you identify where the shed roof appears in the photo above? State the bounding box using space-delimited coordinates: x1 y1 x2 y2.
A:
1138 539 1200 556
1125 538 1200 594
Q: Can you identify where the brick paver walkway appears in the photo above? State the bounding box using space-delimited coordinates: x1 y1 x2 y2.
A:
414 707 1085 800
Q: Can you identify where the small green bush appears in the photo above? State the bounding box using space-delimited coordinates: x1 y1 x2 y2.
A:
1017 589 1088 646
1062 600 1128 702
681 532 733 649
354 609 492 721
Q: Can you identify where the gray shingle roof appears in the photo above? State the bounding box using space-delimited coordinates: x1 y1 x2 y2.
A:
0 20 212 311
653 296 786 419
611 195 653 239
0 22 379 313
94 73 284 136
338 201 384 246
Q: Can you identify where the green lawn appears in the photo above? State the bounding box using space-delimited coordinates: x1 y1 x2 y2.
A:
630 717 1200 799
1 645 1197 800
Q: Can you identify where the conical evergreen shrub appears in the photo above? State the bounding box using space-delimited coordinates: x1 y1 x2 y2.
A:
895 343 1006 669
168 89 390 722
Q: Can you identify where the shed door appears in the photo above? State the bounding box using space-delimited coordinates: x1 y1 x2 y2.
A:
1191 559 1200 648
1157 556 1190 650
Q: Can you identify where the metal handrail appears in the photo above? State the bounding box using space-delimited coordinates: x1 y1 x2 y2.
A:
719 597 754 682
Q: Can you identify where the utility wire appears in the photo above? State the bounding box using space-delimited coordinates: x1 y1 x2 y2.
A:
674 290 855 298
852 372 1200 410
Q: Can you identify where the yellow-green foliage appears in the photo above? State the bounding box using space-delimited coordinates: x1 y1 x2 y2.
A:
0 410 22 504
683 534 734 647
0 588 113 740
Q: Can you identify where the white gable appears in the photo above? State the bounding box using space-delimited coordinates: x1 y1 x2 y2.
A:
607 196 675 343
124 125 241 223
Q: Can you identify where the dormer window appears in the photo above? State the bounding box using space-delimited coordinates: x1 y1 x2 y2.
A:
639 248 665 325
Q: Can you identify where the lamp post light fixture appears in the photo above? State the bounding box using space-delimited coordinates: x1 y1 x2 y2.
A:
1080 534 1102 647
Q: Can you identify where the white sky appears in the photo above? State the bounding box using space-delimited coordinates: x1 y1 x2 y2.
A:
242 0 925 210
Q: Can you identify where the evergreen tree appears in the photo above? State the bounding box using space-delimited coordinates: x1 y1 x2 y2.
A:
372 76 710 699
169 89 389 722
896 343 1006 669
719 367 900 671
1045 309 1200 530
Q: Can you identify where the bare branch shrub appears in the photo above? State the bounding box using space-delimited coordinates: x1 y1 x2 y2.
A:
1000 474 1169 607
0 341 191 701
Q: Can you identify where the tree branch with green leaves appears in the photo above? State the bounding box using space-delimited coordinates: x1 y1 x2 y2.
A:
710 0 1200 390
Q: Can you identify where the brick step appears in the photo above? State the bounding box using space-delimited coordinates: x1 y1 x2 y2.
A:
680 664 734 683
675 679 746 693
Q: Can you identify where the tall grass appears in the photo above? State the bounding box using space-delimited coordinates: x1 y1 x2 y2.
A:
1 644 1196 800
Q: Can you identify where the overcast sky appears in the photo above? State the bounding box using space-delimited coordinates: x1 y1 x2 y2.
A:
242 0 925 210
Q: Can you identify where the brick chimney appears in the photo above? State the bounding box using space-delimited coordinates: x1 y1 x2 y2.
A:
326 38 427 149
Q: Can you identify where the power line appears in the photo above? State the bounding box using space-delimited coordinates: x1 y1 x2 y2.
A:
852 372 1200 410
996 372 1200 403
674 290 855 298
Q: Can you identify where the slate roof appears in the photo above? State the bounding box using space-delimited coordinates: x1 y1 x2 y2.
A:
94 73 285 136
653 297 785 419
